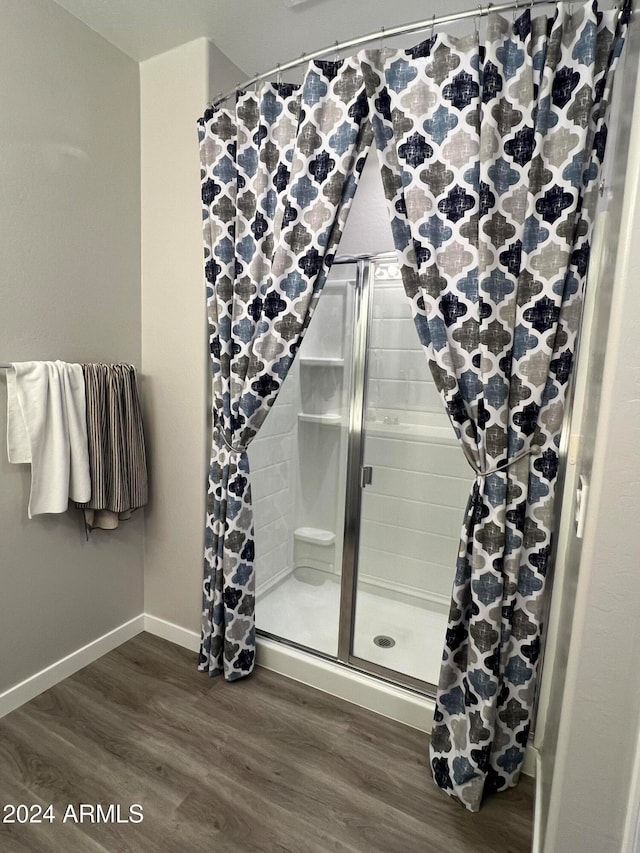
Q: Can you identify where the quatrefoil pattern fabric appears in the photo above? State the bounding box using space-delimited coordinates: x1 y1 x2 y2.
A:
359 2 627 810
198 60 372 681
198 0 627 810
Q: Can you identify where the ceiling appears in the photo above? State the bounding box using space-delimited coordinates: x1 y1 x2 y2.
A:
51 0 474 75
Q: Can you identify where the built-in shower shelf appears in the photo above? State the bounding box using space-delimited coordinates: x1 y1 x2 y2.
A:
299 357 344 367
298 413 342 425
294 527 336 546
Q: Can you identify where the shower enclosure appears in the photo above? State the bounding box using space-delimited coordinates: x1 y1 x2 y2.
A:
249 253 472 693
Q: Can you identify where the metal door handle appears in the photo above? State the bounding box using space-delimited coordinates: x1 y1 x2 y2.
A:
360 466 373 488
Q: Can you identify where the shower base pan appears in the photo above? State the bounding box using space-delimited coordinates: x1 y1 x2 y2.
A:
256 566 448 687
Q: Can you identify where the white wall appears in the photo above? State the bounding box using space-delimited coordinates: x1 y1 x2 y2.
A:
140 39 244 634
0 0 143 692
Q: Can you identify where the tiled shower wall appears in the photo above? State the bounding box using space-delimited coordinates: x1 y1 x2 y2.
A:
249 376 297 593
360 279 472 602
359 435 471 601
368 281 442 415
250 275 473 604
250 277 353 596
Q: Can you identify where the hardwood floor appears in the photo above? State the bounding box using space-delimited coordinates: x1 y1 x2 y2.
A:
0 633 533 852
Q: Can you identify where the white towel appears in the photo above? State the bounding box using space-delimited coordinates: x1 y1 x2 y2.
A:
6 361 91 516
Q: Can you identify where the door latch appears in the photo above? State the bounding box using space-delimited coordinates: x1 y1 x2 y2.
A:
575 473 589 539
360 466 373 488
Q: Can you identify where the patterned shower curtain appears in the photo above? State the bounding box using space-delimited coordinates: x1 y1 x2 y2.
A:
198 60 372 681
360 1 628 811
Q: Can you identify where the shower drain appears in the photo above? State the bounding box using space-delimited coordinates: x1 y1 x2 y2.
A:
373 635 396 649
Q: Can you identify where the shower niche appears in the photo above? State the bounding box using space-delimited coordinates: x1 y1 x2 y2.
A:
249 254 472 693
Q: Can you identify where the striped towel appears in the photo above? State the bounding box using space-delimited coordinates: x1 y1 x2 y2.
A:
76 363 148 531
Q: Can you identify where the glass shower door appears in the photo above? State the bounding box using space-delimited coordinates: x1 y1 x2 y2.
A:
251 262 356 657
252 253 472 694
343 258 472 689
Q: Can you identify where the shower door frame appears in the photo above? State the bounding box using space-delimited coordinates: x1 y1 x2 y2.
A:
335 252 438 697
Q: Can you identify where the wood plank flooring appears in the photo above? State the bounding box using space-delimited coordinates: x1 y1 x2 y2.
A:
0 633 533 852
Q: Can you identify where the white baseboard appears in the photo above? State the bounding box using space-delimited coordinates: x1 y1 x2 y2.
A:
0 614 145 719
532 750 544 853
143 613 200 651
524 742 538 781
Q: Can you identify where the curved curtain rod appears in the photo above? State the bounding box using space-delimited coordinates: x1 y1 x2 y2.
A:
210 0 618 107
